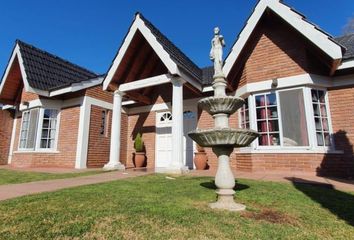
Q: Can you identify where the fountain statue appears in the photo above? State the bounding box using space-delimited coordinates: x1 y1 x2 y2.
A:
188 27 259 211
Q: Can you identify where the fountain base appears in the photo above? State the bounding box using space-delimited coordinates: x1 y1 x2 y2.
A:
209 189 246 211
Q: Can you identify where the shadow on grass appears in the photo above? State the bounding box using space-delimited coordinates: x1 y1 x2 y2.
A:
286 177 354 226
200 181 249 192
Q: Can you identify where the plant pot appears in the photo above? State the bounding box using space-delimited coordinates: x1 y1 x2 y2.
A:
194 152 208 170
133 152 146 168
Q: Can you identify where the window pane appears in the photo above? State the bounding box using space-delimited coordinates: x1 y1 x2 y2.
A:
40 109 58 149
268 107 278 119
259 134 270 146
26 109 39 149
312 90 331 147
279 89 309 146
268 120 279 132
256 108 266 120
267 93 277 106
255 96 264 107
270 134 280 146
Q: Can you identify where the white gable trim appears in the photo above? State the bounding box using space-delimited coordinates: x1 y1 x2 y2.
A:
0 44 47 97
337 59 354 70
223 0 343 77
103 14 179 91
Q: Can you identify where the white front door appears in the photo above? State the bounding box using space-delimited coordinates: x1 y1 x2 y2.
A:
155 112 173 169
155 108 197 171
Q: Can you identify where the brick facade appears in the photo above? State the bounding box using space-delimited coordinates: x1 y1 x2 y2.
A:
0 110 14 165
11 106 80 168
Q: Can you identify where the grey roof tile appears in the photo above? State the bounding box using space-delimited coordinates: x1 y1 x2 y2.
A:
335 34 354 60
16 40 98 91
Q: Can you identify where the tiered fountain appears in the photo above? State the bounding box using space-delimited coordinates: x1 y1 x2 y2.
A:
188 27 259 211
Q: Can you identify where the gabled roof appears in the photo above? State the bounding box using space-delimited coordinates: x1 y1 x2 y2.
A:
223 0 344 76
103 13 203 90
335 34 354 60
0 40 100 100
15 40 98 91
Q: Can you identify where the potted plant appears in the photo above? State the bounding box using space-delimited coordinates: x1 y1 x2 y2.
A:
133 133 146 168
194 144 208 170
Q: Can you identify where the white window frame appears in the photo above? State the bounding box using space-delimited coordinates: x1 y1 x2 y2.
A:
18 110 35 150
305 87 335 151
17 108 61 153
36 108 61 152
241 86 335 152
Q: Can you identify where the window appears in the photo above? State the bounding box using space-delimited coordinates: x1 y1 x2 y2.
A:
311 89 331 146
19 109 39 149
160 112 172 122
239 99 250 129
250 89 310 148
19 108 59 151
255 93 280 146
100 110 107 135
40 109 58 149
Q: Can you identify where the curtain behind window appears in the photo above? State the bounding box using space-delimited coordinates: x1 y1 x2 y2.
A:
279 89 309 146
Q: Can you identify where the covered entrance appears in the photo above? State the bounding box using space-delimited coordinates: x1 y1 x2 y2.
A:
101 13 204 172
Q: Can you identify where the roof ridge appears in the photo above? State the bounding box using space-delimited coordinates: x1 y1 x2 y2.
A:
16 39 98 76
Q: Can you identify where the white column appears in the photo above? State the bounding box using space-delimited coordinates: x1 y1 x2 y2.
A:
170 78 185 172
104 90 125 171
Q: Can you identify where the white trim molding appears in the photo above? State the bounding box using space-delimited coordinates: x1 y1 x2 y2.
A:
223 0 343 77
118 74 171 92
234 73 354 98
337 59 354 70
75 96 113 169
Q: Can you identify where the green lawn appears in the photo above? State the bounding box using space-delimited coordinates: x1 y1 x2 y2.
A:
0 169 105 185
0 174 353 240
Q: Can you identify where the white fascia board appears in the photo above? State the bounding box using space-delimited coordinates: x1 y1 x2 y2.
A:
337 59 354 70
0 45 19 96
234 73 333 98
122 100 136 106
103 15 178 91
223 0 342 77
19 97 85 111
118 74 171 92
49 76 104 97
2 105 15 110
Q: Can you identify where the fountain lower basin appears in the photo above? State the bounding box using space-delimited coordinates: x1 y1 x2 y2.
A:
188 128 259 148
198 96 245 115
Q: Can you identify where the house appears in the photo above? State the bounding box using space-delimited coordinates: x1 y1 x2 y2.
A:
0 0 353 177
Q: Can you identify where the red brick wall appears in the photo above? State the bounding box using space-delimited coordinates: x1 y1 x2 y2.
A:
228 12 329 89
21 90 39 102
11 106 80 168
0 110 14 164
86 106 112 168
327 86 354 177
85 86 113 103
126 111 156 169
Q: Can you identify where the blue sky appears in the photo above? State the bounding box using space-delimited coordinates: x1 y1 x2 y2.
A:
0 0 353 75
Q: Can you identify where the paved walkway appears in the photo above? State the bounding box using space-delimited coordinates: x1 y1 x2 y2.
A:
0 169 151 201
0 167 353 202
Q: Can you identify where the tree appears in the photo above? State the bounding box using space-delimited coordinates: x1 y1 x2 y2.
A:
343 17 354 35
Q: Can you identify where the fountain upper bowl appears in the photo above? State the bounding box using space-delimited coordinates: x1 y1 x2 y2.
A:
188 128 259 148
198 96 245 115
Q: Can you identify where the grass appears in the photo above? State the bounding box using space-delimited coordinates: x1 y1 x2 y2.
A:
0 169 105 185
0 174 353 239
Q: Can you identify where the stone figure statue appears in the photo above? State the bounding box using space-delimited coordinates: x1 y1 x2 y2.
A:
210 27 225 77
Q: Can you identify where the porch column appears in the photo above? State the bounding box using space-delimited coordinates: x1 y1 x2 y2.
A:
104 90 126 171
170 78 185 172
